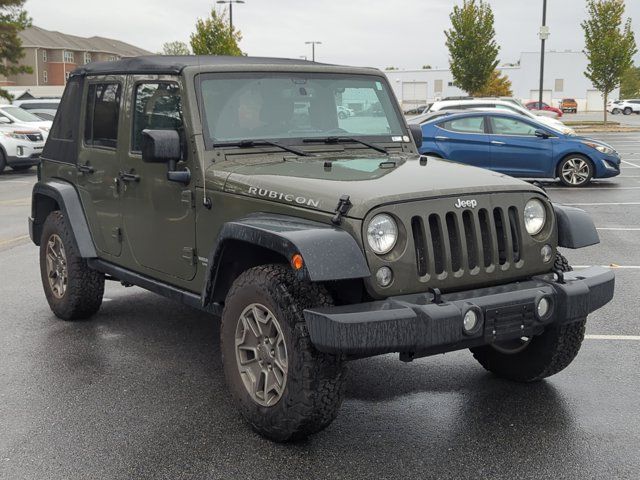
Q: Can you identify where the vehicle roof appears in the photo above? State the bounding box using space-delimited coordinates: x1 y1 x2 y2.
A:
71 55 377 77
431 98 521 108
13 98 60 104
421 109 540 123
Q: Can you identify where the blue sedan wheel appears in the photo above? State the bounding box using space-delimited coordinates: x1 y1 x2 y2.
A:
559 156 593 187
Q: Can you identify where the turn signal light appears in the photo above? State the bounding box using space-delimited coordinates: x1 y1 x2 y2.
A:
291 254 304 270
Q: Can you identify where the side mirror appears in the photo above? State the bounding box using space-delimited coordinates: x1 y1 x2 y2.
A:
0 117 12 124
535 129 550 139
141 129 181 163
409 124 423 149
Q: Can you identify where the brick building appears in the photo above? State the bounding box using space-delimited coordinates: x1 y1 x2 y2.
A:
0 26 151 87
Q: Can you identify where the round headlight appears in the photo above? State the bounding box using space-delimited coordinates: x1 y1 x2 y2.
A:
367 214 398 254
524 199 546 236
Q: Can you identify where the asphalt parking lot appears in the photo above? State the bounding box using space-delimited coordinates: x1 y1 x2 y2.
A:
1 132 639 479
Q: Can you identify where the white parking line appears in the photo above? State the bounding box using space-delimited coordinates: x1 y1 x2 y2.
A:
563 202 640 206
596 227 640 231
585 335 640 340
546 186 640 190
621 160 640 168
574 265 640 269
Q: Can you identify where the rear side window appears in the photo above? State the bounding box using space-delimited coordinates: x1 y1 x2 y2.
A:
131 82 183 152
491 116 537 136
440 116 485 134
84 83 121 149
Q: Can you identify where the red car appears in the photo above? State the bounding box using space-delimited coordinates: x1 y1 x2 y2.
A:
525 101 563 118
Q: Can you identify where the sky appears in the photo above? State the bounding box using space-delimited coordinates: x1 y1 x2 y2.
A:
23 0 640 69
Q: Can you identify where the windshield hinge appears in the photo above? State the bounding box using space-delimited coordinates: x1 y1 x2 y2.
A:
331 195 352 225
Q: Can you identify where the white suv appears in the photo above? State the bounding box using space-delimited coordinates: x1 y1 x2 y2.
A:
608 99 640 115
0 125 45 173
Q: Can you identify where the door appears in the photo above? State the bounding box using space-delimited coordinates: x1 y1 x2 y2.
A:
76 80 124 257
488 115 553 177
433 115 492 169
119 77 197 281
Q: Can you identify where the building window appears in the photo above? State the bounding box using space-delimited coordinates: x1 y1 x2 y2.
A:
84 52 92 64
64 50 74 63
84 83 122 149
108 55 118 62
43 71 48 84
42 50 47 62
555 79 564 92
448 81 454 87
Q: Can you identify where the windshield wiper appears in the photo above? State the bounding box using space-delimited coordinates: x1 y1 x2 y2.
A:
213 139 314 157
302 136 388 154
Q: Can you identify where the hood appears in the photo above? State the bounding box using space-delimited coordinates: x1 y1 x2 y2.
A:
217 153 543 219
536 116 575 135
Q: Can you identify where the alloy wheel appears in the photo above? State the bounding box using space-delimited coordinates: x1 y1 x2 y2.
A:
235 303 288 407
561 158 590 186
46 234 68 299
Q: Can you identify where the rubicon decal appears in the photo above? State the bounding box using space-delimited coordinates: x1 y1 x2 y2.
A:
248 187 320 208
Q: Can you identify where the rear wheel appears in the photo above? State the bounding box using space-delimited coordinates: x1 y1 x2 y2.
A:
470 252 585 382
558 155 593 187
39 211 105 320
623 107 632 115
221 264 345 441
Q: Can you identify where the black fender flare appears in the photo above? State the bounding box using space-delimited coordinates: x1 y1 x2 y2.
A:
553 203 599 249
30 179 97 258
202 213 370 306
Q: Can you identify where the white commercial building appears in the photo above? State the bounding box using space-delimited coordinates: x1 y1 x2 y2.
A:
385 50 618 112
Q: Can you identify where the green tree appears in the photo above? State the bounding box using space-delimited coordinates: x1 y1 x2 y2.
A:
582 0 637 123
473 69 513 97
190 8 243 56
0 0 32 101
445 0 499 95
620 66 640 99
162 41 190 55
384 66 397 71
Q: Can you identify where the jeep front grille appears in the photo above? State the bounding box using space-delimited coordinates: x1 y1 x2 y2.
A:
410 206 523 280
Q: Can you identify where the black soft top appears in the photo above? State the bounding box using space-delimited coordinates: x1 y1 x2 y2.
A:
71 55 326 77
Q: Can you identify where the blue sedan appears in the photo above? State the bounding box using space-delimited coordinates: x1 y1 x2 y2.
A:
417 111 621 186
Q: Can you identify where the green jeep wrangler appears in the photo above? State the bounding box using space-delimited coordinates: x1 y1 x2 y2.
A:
29 56 614 441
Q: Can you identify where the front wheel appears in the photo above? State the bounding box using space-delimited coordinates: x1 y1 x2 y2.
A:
471 252 585 382
624 107 632 115
558 155 593 187
221 264 345 442
611 108 621 115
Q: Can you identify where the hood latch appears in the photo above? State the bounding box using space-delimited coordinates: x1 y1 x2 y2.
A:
331 195 352 225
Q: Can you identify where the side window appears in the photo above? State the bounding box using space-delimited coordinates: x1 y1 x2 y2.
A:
84 83 121 149
131 82 183 152
440 116 485 134
491 117 537 136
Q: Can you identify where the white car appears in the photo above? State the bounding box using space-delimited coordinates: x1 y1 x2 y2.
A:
428 99 575 135
12 98 60 120
608 99 640 115
0 124 45 173
0 105 52 138
337 105 354 119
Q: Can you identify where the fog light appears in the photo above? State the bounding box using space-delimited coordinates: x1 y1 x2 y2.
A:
463 309 478 333
375 266 393 287
537 297 551 318
17 146 24 156
541 244 553 263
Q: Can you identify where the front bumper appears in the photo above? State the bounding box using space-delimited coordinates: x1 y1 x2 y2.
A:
304 266 614 358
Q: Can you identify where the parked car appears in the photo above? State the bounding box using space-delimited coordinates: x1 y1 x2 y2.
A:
0 105 52 137
525 101 563 118
428 99 575 135
419 110 620 187
12 98 60 119
337 105 354 119
406 110 457 125
559 98 578 113
32 112 56 121
608 99 640 115
0 125 45 173
403 104 430 115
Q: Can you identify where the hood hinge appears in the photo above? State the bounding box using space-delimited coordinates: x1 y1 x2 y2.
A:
331 195 352 225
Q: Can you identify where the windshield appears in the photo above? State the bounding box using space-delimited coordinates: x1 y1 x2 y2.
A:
1 106 43 122
198 73 405 144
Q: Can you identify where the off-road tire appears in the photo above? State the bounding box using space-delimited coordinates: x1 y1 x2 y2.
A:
221 264 345 442
470 252 586 382
39 211 104 320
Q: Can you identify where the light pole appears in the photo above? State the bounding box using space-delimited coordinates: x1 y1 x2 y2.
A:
217 0 245 31
305 41 322 62
538 0 549 107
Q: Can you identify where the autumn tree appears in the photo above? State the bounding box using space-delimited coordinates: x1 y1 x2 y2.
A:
582 0 637 123
190 8 243 56
0 0 32 100
445 0 499 95
162 41 190 55
472 69 513 97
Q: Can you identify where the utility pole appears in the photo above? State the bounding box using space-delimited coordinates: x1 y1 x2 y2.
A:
538 0 549 107
217 0 245 31
305 41 322 62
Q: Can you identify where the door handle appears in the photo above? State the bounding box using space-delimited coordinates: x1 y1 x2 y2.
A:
118 171 140 182
435 136 449 141
77 163 94 174
491 140 506 145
